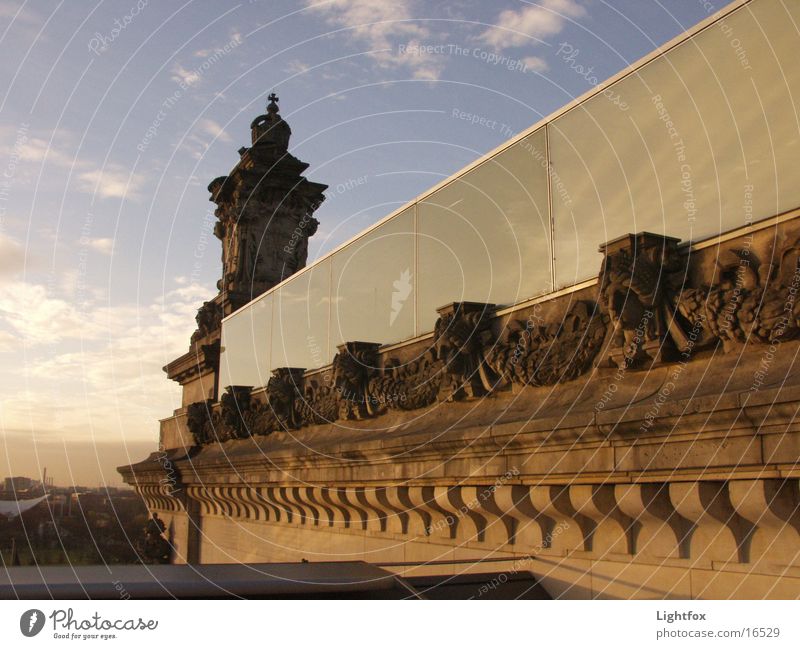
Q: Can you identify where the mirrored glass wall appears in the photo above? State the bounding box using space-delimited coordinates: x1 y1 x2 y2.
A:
550 0 800 286
220 0 800 387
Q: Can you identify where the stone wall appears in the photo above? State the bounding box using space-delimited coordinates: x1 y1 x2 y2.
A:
120 210 800 598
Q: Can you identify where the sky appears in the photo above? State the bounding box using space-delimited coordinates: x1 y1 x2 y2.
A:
0 0 731 486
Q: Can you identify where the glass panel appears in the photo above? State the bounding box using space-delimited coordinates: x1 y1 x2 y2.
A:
218 294 272 390
550 0 800 287
416 128 551 332
271 258 331 370
330 207 416 350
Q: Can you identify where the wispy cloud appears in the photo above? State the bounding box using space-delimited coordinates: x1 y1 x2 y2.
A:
480 0 586 49
11 135 78 168
198 118 231 142
87 237 114 256
77 165 145 200
0 127 145 200
0 329 18 352
522 55 548 72
285 58 310 75
170 63 201 87
172 29 244 88
305 0 445 80
0 280 99 344
0 233 26 276
178 118 233 161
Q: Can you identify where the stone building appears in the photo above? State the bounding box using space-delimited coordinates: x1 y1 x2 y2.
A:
120 0 800 598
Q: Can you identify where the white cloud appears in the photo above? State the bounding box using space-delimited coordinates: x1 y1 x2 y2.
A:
0 281 96 344
88 237 114 256
179 119 233 161
198 118 232 142
286 58 310 75
480 0 586 49
170 63 201 87
306 0 446 80
523 55 549 72
0 279 216 441
0 233 26 276
14 136 79 168
0 127 84 178
76 166 144 200
0 127 145 200
0 329 19 352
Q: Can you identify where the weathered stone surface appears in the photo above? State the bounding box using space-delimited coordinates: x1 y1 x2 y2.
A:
118 98 800 599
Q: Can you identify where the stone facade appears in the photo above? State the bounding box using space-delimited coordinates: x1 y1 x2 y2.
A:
120 195 800 597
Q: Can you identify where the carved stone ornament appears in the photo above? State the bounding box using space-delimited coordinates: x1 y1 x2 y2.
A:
190 300 223 344
674 237 800 353
598 233 683 368
297 374 338 426
484 301 607 389
218 385 254 441
366 351 444 414
332 342 381 420
185 399 215 446
266 367 305 430
183 232 800 446
433 302 495 402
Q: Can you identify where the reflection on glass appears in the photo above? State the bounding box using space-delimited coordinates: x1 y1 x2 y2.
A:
218 295 272 389
416 128 551 332
550 0 800 286
330 207 415 350
272 258 331 370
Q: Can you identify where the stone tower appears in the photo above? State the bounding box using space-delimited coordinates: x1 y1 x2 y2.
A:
209 92 328 315
163 94 327 407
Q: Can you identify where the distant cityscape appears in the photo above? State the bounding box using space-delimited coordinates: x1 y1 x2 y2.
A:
0 471 151 566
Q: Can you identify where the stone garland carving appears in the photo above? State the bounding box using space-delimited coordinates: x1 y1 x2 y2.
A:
297 377 338 426
185 232 800 446
674 239 800 353
483 301 607 388
186 386 271 444
366 351 444 413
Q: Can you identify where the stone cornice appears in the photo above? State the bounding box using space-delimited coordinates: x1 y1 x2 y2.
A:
163 339 220 385
122 339 800 488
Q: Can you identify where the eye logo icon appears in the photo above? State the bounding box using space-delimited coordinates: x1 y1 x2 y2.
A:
20 609 45 637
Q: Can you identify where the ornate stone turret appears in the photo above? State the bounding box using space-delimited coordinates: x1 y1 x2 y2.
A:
163 94 327 408
209 93 327 315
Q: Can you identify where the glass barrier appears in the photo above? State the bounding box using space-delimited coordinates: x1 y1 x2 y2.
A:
271 258 331 371
549 0 800 287
416 128 551 332
219 0 799 387
218 294 273 390
330 207 416 350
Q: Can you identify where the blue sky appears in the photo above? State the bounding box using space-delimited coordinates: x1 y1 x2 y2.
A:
0 0 729 485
